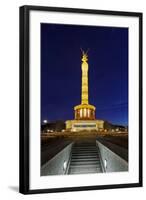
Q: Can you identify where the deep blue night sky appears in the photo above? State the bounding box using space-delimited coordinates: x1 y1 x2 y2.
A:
41 23 128 126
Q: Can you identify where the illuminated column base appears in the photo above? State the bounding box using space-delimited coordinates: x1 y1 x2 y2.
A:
74 104 96 120
65 119 105 132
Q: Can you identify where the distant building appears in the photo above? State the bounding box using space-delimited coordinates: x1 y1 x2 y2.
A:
41 120 65 133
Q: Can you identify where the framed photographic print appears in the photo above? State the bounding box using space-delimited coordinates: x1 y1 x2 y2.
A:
19 5 143 194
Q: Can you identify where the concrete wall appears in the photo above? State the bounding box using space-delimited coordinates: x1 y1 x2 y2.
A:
96 141 128 172
41 143 73 176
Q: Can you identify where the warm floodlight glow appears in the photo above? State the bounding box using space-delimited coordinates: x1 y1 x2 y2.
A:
73 50 96 121
63 161 67 172
80 109 83 118
104 159 107 169
88 109 90 117
81 54 89 105
84 108 87 117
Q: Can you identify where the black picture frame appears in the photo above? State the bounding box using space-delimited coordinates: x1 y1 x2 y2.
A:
19 5 143 194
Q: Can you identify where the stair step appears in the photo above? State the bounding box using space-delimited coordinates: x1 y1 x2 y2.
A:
69 169 101 174
70 164 101 168
71 159 99 162
73 147 97 148
73 154 98 156
69 171 98 174
72 154 98 156
71 161 99 164
69 168 102 174
72 154 98 158
71 160 99 162
72 152 97 155
72 154 98 157
71 158 99 161
74 144 95 145
70 165 101 170
70 163 100 167
73 148 97 150
71 155 98 158
71 154 99 158
72 150 98 153
74 146 96 149
70 167 100 170
70 160 99 164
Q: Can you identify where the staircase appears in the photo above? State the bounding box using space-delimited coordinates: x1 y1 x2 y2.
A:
68 141 102 174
